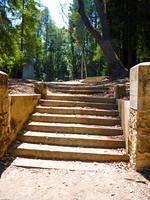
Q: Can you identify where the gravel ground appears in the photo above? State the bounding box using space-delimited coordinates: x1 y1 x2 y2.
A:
0 160 149 200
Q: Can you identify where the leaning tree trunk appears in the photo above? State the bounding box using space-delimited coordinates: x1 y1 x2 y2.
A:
80 44 87 79
100 38 128 79
78 0 128 80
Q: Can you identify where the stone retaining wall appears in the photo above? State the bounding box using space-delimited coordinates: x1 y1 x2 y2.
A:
118 100 130 153
129 63 150 170
9 94 40 143
0 72 10 157
114 63 150 171
0 71 41 157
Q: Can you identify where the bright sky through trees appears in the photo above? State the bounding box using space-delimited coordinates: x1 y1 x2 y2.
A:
41 0 72 28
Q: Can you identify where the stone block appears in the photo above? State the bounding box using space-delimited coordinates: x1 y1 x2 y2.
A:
137 134 150 154
34 82 47 97
129 63 150 170
0 71 8 97
0 71 9 157
114 84 126 99
130 66 138 110
136 153 150 170
9 94 40 142
130 62 150 110
118 99 130 153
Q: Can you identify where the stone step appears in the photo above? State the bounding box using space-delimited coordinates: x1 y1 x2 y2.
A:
12 143 129 162
45 94 116 103
48 82 94 87
11 158 124 170
40 100 117 110
49 84 106 90
35 106 118 117
27 122 122 136
18 131 125 148
48 81 110 88
31 113 120 126
51 89 104 94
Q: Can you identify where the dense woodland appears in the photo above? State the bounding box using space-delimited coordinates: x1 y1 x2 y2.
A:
0 0 149 80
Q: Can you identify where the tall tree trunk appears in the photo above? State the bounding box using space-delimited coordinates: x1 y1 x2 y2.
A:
80 53 84 79
80 44 87 79
127 0 137 69
69 33 77 79
21 0 25 52
100 39 128 78
78 0 128 79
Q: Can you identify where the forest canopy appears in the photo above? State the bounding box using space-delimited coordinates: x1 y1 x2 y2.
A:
0 0 149 80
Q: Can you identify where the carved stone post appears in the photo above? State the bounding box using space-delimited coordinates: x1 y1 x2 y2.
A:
0 71 9 157
34 82 47 97
129 63 150 170
114 84 126 99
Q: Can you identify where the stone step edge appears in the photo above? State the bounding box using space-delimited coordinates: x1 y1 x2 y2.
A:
27 122 122 136
12 143 129 162
31 113 120 120
40 99 116 105
51 91 104 94
11 158 124 171
45 94 115 99
51 89 104 92
45 95 116 103
40 100 117 110
19 131 124 141
27 122 122 129
49 85 107 89
18 131 125 148
36 106 118 113
30 115 120 126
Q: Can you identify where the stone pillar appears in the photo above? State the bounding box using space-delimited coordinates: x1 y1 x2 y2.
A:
114 84 126 99
129 63 150 170
0 71 9 157
34 82 47 97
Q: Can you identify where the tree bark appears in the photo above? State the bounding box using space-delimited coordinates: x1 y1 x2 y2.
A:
127 0 137 69
21 0 25 52
78 0 128 79
80 44 87 78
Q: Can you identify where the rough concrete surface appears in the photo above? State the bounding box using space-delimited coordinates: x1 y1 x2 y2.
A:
0 161 149 200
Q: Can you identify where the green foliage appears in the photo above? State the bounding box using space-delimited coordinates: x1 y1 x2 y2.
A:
0 0 42 77
0 0 149 80
35 8 70 81
68 0 109 78
107 0 150 68
0 1 71 80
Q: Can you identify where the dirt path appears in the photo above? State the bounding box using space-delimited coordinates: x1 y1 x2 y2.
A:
0 161 149 200
8 79 35 94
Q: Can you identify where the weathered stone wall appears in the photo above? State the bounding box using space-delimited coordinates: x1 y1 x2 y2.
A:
9 94 40 142
118 99 130 153
0 72 10 157
129 62 150 170
0 71 41 157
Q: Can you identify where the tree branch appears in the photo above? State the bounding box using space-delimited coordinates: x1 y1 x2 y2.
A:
94 0 109 39
77 0 102 43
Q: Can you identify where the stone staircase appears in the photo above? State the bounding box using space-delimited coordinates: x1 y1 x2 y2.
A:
11 82 129 166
